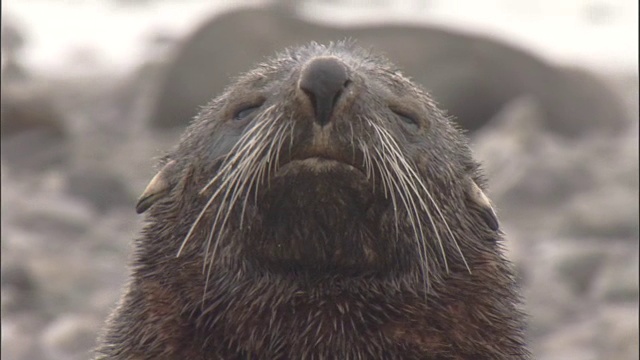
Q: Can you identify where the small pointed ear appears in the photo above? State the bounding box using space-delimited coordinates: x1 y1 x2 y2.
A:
136 160 178 214
466 178 499 231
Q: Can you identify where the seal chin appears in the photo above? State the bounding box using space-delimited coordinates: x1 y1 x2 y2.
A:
251 157 389 272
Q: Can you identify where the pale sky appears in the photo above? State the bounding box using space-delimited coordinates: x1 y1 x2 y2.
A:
3 0 638 76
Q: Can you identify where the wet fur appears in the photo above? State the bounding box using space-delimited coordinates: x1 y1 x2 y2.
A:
95 42 529 359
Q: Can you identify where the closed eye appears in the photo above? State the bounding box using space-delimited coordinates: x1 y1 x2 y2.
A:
234 104 263 121
390 108 419 126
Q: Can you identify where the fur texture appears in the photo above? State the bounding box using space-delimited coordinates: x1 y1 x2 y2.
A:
95 41 529 360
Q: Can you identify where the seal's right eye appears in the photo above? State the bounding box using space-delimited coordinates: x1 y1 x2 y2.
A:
233 105 261 121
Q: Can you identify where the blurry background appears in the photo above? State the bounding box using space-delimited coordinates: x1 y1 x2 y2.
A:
1 0 638 359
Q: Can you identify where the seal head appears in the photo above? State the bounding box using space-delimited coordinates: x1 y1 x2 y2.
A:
98 42 528 360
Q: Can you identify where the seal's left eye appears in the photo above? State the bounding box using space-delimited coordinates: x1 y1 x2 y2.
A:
391 109 419 126
234 105 261 121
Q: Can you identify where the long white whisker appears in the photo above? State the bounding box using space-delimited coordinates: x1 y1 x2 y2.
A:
178 107 275 257
369 120 470 273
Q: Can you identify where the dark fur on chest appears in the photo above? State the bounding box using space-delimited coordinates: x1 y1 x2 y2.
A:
97 238 527 359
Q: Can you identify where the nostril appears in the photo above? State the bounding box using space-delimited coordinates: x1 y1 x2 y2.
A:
298 57 350 126
302 88 317 109
332 89 343 109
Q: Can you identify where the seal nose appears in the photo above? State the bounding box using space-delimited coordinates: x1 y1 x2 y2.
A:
298 57 350 126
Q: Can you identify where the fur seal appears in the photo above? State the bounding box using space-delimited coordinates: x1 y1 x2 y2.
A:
95 42 529 359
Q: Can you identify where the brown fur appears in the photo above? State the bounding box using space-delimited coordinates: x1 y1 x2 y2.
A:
95 41 529 359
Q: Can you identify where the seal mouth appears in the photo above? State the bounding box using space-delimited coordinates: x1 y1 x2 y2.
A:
279 156 364 176
277 146 367 177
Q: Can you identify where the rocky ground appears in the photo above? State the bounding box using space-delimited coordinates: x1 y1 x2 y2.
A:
1 10 638 360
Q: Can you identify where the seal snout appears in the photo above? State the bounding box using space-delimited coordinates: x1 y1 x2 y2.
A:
298 57 350 126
